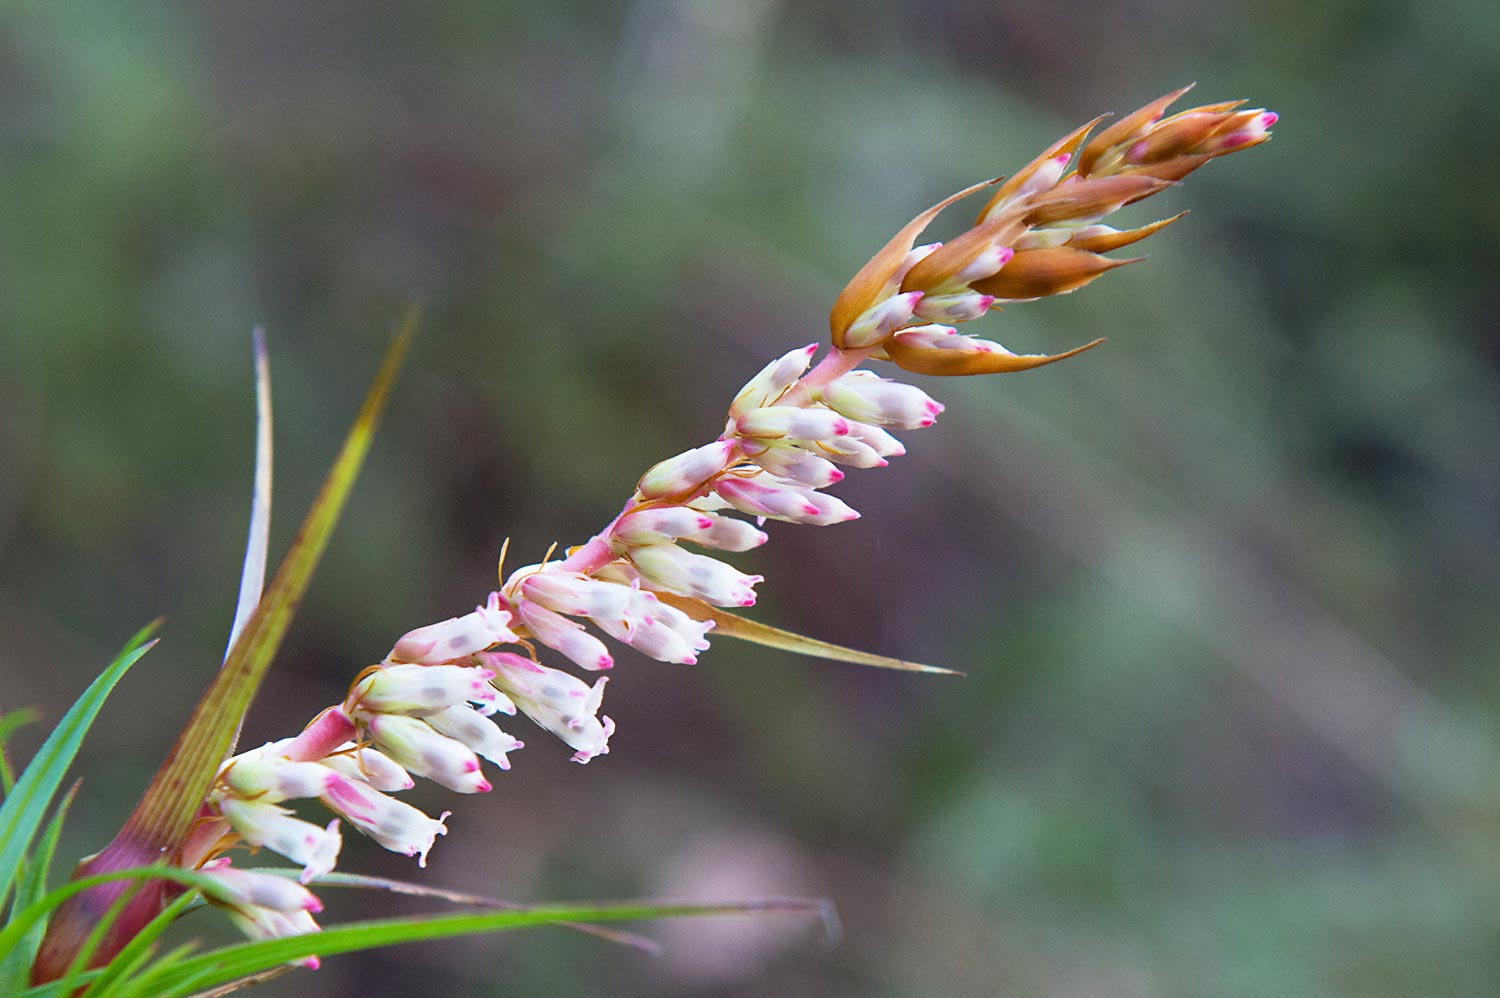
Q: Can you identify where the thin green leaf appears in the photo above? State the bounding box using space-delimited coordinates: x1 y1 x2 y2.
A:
120 310 415 856
0 624 159 911
288 869 663 954
107 941 203 998
145 897 829 994
0 783 80 992
658 595 963 675
223 326 274 664
0 709 40 795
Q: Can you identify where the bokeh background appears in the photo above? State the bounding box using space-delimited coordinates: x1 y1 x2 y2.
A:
3 0 1498 995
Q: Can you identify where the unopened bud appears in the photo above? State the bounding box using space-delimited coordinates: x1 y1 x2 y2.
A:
638 440 736 499
840 291 924 349
820 372 943 429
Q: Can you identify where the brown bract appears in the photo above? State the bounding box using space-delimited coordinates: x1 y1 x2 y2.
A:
1021 174 1174 227
1076 84 1197 176
828 178 998 348
971 247 1142 300
973 115 1108 223
885 335 1104 376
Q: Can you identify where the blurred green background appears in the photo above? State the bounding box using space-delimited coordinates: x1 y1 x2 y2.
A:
3 0 1498 994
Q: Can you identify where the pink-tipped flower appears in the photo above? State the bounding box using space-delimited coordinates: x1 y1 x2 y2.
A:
820 372 944 429
840 290 924 349
1207 109 1277 153
221 905 323 967
320 745 416 792
912 291 996 324
611 507 768 552
892 325 1006 357
728 343 819 418
713 473 860 526
321 773 449 865
349 663 503 717
637 440 737 499
577 574 715 663
520 569 639 622
425 704 524 770
364 714 492 794
481 652 615 762
952 244 1015 287
388 592 516 665
627 542 763 607
515 600 615 671
199 860 324 915
815 419 908 469
738 439 845 488
734 405 849 444
217 799 342 883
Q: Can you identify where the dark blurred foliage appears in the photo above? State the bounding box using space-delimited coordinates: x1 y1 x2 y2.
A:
2 0 1498 994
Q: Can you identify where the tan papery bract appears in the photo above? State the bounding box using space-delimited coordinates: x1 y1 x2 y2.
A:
971 247 1142 300
829 178 998 348
885 336 1104 376
1065 213 1186 253
973 115 1107 222
1076 84 1197 176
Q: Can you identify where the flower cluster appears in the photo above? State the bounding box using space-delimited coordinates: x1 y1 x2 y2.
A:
191 86 1273 948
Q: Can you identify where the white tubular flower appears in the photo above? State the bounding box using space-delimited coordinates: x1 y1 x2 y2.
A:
578 571 714 663
199 860 324 915
425 704 523 770
364 714 492 794
515 600 615 671
610 507 768 552
952 243 1015 286
388 592 516 665
222 906 323 967
815 429 901 469
713 474 860 526
320 745 415 792
728 343 818 418
348 663 503 717
321 772 449 866
481 652 615 763
627 542 762 607
733 405 849 443
637 440 736 499
520 570 638 622
820 372 944 429
738 439 844 488
912 290 996 323
841 290 924 349
217 798 342 883
892 324 1015 361
222 758 336 803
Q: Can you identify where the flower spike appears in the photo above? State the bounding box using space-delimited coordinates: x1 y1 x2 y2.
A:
150 86 1272 967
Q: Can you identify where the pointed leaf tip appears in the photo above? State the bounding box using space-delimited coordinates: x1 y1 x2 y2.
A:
657 595 963 675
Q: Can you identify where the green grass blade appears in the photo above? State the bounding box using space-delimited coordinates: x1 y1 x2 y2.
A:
145 898 828 993
0 625 159 912
0 783 80 992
